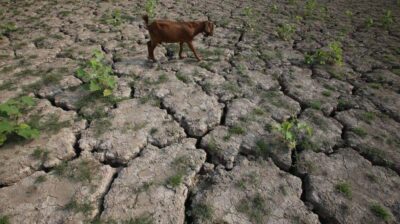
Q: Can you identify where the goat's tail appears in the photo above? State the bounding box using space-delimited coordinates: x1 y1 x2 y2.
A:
142 14 149 28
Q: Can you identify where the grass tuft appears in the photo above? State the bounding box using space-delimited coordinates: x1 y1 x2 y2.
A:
351 127 367 138
335 182 352 199
0 215 9 224
370 203 392 222
166 173 183 188
189 203 213 222
237 193 268 223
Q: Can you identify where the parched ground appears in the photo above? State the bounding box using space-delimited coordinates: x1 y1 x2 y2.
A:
0 0 400 223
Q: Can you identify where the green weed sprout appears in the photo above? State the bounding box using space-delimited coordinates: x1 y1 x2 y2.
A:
145 0 158 19
381 10 393 30
243 6 256 32
274 118 313 150
0 96 40 146
277 24 295 41
76 50 117 97
305 41 343 66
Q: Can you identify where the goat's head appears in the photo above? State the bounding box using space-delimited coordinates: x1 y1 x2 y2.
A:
203 21 214 37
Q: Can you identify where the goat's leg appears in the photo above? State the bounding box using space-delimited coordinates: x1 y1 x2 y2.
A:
149 41 158 61
179 42 185 59
187 41 202 61
147 41 152 60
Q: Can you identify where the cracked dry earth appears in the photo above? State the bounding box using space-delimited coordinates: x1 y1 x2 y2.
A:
0 0 400 223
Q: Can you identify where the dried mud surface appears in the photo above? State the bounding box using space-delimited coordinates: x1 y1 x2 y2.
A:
0 0 399 223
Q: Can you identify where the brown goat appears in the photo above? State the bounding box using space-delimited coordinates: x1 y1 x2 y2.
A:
142 15 214 61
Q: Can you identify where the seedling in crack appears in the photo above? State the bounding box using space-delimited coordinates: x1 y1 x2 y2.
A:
76 49 117 97
242 6 257 32
189 203 214 222
64 199 93 215
274 118 313 150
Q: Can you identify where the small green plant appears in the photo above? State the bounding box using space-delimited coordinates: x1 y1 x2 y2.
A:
305 42 343 66
207 137 218 152
76 50 117 97
175 72 190 83
361 112 375 124
229 125 246 135
145 0 158 19
236 172 259 190
64 199 93 215
103 10 123 26
322 90 331 97
309 100 322 110
124 215 154 224
337 99 351 110
189 203 214 222
328 41 344 65
370 203 392 222
345 10 353 18
149 127 158 135
274 118 313 150
381 10 393 30
172 155 192 170
53 161 68 176
351 127 367 138
243 6 256 32
73 160 94 183
271 4 278 13
222 81 240 94
0 215 9 224
277 23 295 41
34 175 47 184
0 96 40 146
365 17 374 28
335 182 352 198
295 15 303 23
255 139 270 157
28 113 71 134
305 0 317 17
32 147 49 161
0 215 10 224
53 160 95 183
0 22 17 37
237 193 268 223
166 173 183 188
